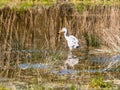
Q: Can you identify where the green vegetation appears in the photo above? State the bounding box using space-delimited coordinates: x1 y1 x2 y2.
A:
89 77 113 89
83 31 100 48
0 0 57 9
0 0 120 10
71 84 77 90
40 0 57 6
73 0 120 6
76 3 85 12
0 0 9 8
19 2 34 11
29 84 46 90
90 34 100 47
0 85 12 90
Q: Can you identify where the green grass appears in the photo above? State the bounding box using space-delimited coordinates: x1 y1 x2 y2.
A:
73 0 120 6
71 84 77 90
89 77 113 89
83 32 100 48
0 85 12 90
76 3 85 12
0 0 120 10
19 2 34 10
41 0 56 6
0 0 10 8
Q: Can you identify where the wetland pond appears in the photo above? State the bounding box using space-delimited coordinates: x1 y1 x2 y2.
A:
0 3 120 89
0 49 120 90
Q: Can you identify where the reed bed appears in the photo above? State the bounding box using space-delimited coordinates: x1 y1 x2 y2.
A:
0 2 120 89
0 0 120 75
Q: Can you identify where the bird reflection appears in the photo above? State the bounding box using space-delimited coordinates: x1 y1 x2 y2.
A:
64 53 79 69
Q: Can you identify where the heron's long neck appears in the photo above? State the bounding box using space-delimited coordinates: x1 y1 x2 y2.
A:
64 30 69 39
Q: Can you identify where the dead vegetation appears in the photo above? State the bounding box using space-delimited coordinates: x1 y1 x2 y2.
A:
0 3 119 52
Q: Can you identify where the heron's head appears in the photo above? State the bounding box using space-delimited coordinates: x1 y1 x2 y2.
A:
58 27 67 34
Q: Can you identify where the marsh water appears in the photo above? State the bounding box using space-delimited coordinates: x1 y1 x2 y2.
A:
0 3 120 89
0 48 120 89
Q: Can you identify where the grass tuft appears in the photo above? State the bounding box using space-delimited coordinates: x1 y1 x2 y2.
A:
89 77 113 89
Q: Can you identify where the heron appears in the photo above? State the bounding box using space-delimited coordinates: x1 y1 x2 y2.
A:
58 27 80 51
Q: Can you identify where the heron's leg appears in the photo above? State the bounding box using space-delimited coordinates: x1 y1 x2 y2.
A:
64 63 67 69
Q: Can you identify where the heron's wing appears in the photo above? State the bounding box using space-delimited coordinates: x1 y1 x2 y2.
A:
69 35 79 43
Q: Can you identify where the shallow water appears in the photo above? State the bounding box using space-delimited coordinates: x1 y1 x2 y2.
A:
0 49 120 89
19 63 51 69
18 50 120 74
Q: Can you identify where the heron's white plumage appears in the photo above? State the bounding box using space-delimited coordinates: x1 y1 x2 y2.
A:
59 27 80 51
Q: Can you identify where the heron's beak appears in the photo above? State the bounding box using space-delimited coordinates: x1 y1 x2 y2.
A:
58 30 63 34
